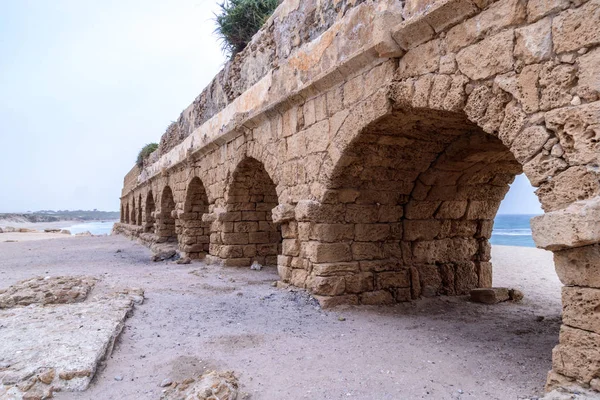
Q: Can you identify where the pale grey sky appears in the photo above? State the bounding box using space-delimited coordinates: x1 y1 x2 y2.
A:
0 1 542 215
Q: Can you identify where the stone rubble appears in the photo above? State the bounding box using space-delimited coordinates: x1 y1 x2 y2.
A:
160 371 239 400
470 287 524 304
0 276 96 309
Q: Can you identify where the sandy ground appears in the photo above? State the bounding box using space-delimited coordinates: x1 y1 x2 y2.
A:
0 235 561 400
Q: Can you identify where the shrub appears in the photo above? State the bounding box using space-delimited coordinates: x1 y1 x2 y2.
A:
215 0 279 56
136 143 158 167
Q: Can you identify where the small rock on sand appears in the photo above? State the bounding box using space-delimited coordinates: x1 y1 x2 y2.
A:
160 371 238 400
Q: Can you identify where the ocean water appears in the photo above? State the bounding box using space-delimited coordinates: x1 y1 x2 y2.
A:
490 214 538 248
58 217 537 246
62 220 117 236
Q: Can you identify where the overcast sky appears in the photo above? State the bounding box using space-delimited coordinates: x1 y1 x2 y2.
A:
0 0 542 215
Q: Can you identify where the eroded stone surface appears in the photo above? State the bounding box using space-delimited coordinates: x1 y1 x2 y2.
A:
0 294 140 399
115 0 600 393
0 276 96 309
160 371 239 400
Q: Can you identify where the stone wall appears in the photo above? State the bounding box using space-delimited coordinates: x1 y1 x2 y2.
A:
117 0 600 393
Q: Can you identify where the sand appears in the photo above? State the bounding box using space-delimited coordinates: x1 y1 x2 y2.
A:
0 235 561 400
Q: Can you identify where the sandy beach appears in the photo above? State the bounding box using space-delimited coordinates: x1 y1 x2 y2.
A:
0 234 560 399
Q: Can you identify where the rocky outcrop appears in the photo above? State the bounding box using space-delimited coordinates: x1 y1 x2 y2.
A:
0 276 96 309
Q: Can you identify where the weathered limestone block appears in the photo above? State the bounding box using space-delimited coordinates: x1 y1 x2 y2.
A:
554 244 600 288
375 270 410 290
413 238 479 263
405 201 441 219
435 201 468 219
345 272 375 293
527 0 569 23
403 220 442 241
359 290 395 305
457 30 515 80
310 224 354 242
355 224 391 241
478 261 493 287
523 152 568 187
578 48 600 102
305 242 352 263
514 17 552 64
271 204 296 224
397 39 441 78
470 287 510 304
312 262 359 277
510 126 550 163
535 167 600 212
562 287 600 334
455 262 479 294
313 294 359 308
446 0 525 52
308 276 346 296
545 101 600 166
465 200 500 220
498 101 527 146
539 62 577 111
553 325 600 383
495 65 541 114
552 0 600 53
351 242 385 260
416 264 442 297
531 197 600 250
281 239 300 257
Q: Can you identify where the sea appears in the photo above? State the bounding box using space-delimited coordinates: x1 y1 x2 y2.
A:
58 216 537 247
61 220 117 236
490 214 538 248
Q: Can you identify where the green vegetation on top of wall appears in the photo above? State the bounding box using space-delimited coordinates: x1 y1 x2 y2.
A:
136 143 159 167
215 0 279 57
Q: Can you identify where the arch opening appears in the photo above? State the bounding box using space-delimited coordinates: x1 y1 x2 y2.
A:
137 194 142 226
125 203 130 224
131 197 136 226
157 186 177 243
120 203 125 223
219 157 281 267
180 177 211 259
318 107 522 302
145 191 156 233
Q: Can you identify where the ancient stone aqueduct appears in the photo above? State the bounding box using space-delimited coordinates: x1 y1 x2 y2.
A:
116 0 600 392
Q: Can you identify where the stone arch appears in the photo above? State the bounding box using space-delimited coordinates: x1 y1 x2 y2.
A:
137 194 142 226
213 157 282 267
120 203 125 223
145 190 156 233
157 186 177 243
179 177 211 259
125 202 130 224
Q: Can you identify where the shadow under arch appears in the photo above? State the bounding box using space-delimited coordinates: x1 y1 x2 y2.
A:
137 194 142 226
157 186 177 243
145 191 156 233
179 177 211 259
320 107 522 302
216 157 282 267
130 197 136 226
